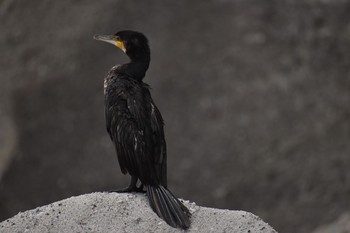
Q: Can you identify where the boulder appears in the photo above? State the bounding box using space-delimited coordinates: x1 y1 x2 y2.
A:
0 192 276 233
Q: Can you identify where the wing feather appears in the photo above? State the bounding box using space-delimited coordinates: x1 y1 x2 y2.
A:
104 72 166 185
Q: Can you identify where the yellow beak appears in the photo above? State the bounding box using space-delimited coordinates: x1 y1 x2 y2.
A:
116 40 126 52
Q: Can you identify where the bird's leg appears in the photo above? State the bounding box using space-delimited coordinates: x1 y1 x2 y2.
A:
109 176 143 193
135 181 145 193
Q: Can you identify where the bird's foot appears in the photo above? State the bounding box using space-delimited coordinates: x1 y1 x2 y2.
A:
109 186 135 193
109 184 145 193
108 176 145 193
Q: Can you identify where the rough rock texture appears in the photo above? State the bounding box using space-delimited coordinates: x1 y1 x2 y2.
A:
0 193 276 233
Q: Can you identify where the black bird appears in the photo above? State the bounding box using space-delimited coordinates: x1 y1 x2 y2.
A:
93 31 191 229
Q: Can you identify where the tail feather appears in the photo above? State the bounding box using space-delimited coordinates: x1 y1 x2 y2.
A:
146 185 191 229
154 187 177 227
159 187 190 225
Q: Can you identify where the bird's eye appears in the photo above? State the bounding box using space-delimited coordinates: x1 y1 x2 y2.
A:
114 36 120 41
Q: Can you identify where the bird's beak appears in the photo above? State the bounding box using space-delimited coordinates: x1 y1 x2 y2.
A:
93 34 126 52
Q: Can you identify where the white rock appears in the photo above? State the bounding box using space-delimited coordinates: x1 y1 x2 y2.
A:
0 192 277 233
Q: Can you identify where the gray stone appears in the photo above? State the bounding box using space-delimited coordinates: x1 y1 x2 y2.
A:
0 192 276 233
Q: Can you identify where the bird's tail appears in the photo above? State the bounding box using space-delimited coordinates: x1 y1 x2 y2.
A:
146 185 191 229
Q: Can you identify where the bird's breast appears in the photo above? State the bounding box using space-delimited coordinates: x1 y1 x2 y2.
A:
103 75 115 95
103 78 108 94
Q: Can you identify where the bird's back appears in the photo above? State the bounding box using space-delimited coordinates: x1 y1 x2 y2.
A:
104 65 167 186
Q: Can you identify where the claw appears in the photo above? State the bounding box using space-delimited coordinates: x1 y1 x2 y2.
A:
109 176 145 193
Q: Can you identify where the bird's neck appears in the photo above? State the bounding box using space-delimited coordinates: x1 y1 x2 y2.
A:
121 60 149 81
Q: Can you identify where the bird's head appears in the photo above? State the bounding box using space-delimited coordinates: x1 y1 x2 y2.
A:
94 30 150 62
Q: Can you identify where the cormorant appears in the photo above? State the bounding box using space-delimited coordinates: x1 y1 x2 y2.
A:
93 30 191 229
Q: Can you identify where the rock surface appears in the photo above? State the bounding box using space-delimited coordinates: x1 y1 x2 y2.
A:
0 192 276 233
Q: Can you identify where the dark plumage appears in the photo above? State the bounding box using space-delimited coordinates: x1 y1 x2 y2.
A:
94 30 191 229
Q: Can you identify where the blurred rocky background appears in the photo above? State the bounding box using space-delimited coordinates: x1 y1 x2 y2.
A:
1 1 350 233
